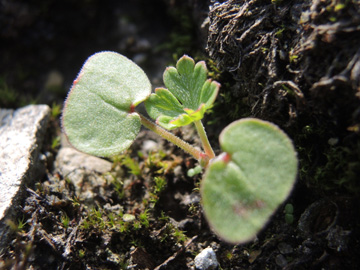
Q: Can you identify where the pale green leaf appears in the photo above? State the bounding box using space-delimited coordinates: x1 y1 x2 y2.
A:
201 118 297 244
62 51 151 157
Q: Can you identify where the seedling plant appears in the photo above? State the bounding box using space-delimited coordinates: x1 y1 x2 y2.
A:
62 51 298 244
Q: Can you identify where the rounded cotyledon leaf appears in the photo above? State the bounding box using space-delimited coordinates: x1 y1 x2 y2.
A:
62 51 151 157
201 118 298 244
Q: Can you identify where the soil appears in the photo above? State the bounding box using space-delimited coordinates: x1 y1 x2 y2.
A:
1 0 360 269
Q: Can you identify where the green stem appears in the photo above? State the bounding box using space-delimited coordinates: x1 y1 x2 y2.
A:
139 114 204 162
194 120 215 159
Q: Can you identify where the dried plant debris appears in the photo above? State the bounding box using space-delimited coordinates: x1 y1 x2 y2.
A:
207 0 360 127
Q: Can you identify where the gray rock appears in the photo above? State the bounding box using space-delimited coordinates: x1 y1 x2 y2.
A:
194 247 219 270
55 146 112 203
0 104 50 251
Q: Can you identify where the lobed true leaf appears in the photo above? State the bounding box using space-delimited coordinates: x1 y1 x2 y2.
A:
145 55 220 129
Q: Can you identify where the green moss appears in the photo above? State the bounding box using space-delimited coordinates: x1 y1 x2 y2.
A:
112 152 142 176
155 6 198 57
60 212 70 229
159 222 188 244
0 76 19 107
313 143 360 194
51 102 62 118
139 209 150 228
295 121 360 195
5 216 27 233
171 226 187 244
206 58 223 82
51 136 61 150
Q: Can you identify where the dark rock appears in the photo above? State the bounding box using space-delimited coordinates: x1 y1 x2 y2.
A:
278 242 293 255
206 0 360 128
275 254 288 267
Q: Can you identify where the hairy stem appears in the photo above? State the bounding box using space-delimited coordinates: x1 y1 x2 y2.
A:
139 114 205 162
194 120 215 159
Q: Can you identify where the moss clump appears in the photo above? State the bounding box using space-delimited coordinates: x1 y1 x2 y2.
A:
313 142 360 194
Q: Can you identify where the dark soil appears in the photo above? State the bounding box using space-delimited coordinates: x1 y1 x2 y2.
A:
1 0 360 269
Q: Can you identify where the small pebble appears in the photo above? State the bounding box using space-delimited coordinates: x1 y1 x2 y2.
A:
275 254 288 267
278 242 293 254
328 137 338 146
44 70 64 90
133 53 147 65
122 214 135 222
142 140 158 153
194 247 219 270
173 165 183 177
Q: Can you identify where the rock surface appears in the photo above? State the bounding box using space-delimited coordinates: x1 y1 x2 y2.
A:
55 146 112 204
0 104 50 251
194 247 219 270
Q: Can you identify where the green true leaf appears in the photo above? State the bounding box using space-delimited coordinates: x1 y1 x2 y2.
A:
201 118 298 244
145 55 220 129
62 51 151 157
